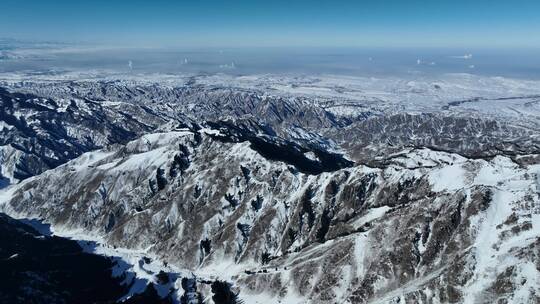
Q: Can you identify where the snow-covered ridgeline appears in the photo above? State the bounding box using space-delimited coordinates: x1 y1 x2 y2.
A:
1 128 539 303
3 72 540 122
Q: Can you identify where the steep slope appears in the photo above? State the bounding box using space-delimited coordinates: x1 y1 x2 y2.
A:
328 112 540 164
2 128 538 303
0 213 137 303
0 86 169 182
4 77 540 168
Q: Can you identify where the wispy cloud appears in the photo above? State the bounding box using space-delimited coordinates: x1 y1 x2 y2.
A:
450 54 473 59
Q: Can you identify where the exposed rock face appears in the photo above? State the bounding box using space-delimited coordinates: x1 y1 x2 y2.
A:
328 112 540 164
1 75 539 303
2 129 538 303
0 86 168 182
2 78 540 182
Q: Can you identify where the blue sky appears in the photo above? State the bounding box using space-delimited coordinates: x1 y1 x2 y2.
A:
1 0 539 48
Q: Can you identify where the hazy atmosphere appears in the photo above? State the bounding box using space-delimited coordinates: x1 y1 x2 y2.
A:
1 1 540 304
1 1 540 78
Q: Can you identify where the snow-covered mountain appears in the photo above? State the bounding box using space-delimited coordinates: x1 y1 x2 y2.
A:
2 73 539 179
0 72 539 303
0 85 175 182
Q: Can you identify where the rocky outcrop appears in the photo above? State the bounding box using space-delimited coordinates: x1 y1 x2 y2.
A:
0 87 168 182
1 75 540 303
2 130 538 303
